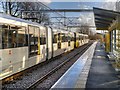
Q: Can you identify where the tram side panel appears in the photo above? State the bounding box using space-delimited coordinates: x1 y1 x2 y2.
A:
0 13 90 80
52 30 64 57
38 26 47 62
52 29 59 57
28 26 47 67
0 24 48 80
46 27 53 60
70 33 75 50
1 24 29 79
78 34 81 46
74 33 80 48
61 32 69 52
67 32 74 51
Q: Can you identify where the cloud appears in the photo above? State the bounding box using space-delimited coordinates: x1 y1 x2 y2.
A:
47 0 118 2
36 0 52 4
5 0 52 3
78 13 95 26
101 1 117 10
104 0 118 2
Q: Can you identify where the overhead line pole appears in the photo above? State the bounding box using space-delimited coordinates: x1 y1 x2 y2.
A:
21 2 93 30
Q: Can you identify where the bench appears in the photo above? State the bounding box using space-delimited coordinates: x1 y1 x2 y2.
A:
107 52 116 61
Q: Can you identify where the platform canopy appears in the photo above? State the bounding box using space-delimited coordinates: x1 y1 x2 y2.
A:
93 7 120 30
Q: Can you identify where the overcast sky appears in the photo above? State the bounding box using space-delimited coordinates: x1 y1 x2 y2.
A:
0 0 118 33
47 0 118 33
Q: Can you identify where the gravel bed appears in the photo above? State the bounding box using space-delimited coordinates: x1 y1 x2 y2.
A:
36 47 84 89
2 43 91 89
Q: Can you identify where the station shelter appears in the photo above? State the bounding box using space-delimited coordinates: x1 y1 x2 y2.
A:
93 7 120 70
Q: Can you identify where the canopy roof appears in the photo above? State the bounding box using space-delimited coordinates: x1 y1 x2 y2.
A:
93 7 120 30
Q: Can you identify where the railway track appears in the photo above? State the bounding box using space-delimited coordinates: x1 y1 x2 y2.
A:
2 41 93 89
26 42 93 90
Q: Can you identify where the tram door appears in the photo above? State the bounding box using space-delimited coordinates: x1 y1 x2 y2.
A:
74 33 76 48
58 33 61 49
28 26 40 57
46 27 52 60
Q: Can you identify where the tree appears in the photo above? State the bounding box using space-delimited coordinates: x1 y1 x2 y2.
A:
0 1 50 24
1 1 22 17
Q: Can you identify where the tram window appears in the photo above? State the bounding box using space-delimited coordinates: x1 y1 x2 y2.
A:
34 27 39 45
25 34 28 46
65 35 68 42
40 37 46 45
53 34 57 43
34 28 39 54
58 33 68 42
17 27 26 47
29 26 40 56
61 33 66 42
29 26 35 55
67 36 71 41
76 36 79 40
79 36 81 40
81 36 83 40
58 33 61 41
2 25 9 49
39 28 46 45
71 37 74 41
0 25 2 49
8 27 17 48
2 24 27 49
29 26 35 46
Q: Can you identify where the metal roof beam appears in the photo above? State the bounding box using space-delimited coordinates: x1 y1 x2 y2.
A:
67 26 96 28
96 23 109 26
22 9 93 12
94 14 116 20
95 24 109 30
93 7 120 15
95 20 111 25
95 17 113 23
51 17 79 19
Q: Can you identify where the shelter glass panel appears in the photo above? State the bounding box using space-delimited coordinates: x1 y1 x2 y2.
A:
116 30 120 53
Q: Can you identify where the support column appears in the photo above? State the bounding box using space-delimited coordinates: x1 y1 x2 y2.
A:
105 32 110 52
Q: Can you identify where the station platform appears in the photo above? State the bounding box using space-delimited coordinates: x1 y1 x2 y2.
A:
50 41 120 89
86 42 120 89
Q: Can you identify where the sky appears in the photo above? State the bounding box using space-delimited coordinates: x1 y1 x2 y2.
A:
49 2 102 9
43 0 118 3
46 0 118 33
48 2 104 17
0 0 118 33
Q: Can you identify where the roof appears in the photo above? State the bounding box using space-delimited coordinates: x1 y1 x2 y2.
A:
93 7 120 30
0 13 69 31
0 13 45 27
